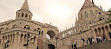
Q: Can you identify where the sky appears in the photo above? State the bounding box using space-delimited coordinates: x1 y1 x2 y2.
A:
0 0 111 31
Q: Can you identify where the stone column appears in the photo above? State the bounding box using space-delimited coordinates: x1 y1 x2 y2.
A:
97 29 99 37
104 27 109 40
108 26 111 40
1 36 4 49
17 33 21 49
100 28 103 36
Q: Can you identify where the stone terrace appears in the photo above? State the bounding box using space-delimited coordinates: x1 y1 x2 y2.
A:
78 40 111 49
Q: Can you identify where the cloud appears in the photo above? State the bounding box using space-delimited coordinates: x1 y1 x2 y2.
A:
0 0 111 31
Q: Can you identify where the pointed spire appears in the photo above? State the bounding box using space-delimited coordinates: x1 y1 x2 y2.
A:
100 5 103 11
81 0 95 9
92 0 94 4
21 0 29 11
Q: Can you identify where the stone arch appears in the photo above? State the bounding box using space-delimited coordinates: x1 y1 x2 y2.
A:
109 24 111 30
105 25 109 32
25 14 28 17
48 44 55 49
102 27 105 34
22 13 24 17
47 30 56 39
98 27 101 34
94 29 97 36
21 34 23 38
24 34 27 40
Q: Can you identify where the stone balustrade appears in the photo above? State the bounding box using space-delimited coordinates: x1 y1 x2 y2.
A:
0 27 39 35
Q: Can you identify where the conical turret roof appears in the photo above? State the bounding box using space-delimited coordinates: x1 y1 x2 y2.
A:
81 0 95 9
21 0 29 11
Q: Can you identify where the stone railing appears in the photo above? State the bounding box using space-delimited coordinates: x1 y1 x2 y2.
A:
1 27 39 35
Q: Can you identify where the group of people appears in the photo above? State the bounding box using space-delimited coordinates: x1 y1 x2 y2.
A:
96 34 107 43
71 32 111 49
72 42 77 49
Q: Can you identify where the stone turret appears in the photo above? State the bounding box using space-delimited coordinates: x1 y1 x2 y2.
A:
16 0 33 20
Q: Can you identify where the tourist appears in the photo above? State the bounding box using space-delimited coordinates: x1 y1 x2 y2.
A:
96 37 99 43
86 39 89 45
98 37 102 43
102 34 107 42
92 38 95 43
81 38 85 45
74 42 77 49
72 43 73 49
88 38 92 44
109 32 111 39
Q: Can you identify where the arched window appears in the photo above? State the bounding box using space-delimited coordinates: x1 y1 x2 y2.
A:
90 10 93 16
99 12 101 14
41 31 43 35
34 29 36 31
21 34 23 38
22 13 24 17
25 14 28 17
37 28 41 31
85 11 88 17
24 25 30 30
39 31 41 35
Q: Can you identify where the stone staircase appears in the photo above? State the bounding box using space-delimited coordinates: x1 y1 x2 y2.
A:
78 40 111 49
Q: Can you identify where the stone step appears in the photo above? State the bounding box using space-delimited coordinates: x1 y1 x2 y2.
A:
78 40 111 49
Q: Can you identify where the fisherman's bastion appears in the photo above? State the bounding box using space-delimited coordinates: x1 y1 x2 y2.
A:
0 0 111 49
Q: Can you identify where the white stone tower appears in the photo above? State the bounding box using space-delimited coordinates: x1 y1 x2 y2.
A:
16 0 33 20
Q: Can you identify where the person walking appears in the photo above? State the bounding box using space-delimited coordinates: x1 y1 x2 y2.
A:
74 42 77 49
81 38 85 45
109 32 111 39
